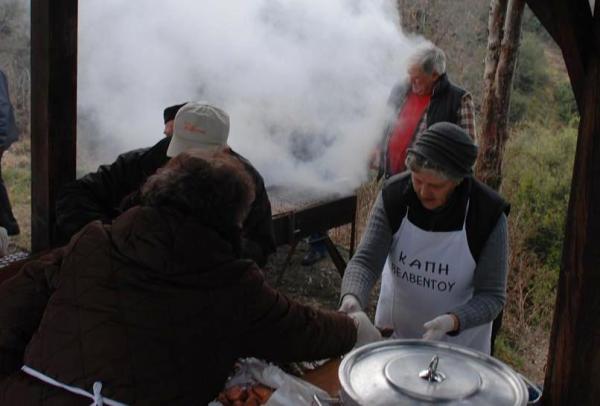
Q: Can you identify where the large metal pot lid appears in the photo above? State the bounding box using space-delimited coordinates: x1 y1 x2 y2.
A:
339 339 528 405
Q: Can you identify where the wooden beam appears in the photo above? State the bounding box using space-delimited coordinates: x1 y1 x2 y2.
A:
525 2 600 403
542 46 600 406
30 0 78 252
525 0 559 43
527 0 592 113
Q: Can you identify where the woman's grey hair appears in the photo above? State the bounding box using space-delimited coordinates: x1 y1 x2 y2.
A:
140 149 255 228
405 152 463 183
409 45 447 76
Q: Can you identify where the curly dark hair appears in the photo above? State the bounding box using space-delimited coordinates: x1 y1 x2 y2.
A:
140 149 255 231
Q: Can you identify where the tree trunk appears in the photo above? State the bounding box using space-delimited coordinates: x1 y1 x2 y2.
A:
476 0 525 190
479 0 507 149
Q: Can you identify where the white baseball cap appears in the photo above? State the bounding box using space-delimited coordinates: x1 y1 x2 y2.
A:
166 102 230 157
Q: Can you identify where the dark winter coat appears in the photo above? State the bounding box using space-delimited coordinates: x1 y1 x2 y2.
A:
55 137 276 266
0 206 356 405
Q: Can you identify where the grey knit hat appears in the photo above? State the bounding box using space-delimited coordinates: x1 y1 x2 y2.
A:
407 122 478 177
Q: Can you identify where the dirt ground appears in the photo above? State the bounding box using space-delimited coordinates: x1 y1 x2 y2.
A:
263 240 345 310
262 238 380 316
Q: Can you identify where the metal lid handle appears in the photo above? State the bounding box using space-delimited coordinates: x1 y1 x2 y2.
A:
419 355 446 383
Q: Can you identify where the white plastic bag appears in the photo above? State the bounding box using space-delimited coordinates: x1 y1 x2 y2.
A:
214 358 330 406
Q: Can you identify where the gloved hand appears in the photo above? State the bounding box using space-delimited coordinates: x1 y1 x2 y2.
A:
349 311 382 349
422 314 458 341
339 294 362 313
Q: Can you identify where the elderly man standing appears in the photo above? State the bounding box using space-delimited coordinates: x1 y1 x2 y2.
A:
55 102 275 266
0 69 20 238
342 123 509 355
376 44 476 179
304 45 477 266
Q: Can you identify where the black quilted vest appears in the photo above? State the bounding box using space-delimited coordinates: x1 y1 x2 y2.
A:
388 73 466 126
382 74 466 178
381 173 510 262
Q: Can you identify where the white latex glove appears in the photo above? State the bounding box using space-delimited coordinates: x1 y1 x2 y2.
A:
0 227 8 258
349 311 382 348
339 294 362 313
422 314 458 341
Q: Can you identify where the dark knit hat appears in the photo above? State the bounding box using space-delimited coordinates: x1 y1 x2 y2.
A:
163 103 187 124
407 122 478 177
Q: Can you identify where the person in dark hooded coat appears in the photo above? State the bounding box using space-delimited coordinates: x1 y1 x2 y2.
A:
0 149 377 405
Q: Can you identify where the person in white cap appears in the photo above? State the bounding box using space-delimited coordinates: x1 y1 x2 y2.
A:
55 102 275 266
165 102 230 156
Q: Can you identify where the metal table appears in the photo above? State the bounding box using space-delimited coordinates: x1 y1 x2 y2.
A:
268 185 357 282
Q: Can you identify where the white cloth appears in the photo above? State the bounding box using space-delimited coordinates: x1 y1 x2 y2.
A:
374 201 492 354
21 365 128 406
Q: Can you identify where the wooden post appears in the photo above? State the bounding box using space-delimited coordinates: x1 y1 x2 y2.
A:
541 44 600 406
30 0 78 252
526 0 600 403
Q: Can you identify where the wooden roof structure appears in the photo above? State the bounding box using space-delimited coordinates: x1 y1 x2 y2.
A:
29 1 599 403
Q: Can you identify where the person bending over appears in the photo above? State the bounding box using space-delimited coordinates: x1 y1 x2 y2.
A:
341 122 509 355
0 150 380 405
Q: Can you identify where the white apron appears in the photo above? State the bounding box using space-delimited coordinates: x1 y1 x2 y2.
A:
375 202 492 354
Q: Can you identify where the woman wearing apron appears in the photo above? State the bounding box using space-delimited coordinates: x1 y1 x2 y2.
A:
340 122 509 355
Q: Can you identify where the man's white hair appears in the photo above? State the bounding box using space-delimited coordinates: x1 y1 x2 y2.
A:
409 44 447 75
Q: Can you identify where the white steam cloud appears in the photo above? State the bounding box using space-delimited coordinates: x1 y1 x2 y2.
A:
78 0 423 194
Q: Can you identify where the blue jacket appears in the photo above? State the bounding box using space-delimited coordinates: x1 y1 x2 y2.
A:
0 70 18 150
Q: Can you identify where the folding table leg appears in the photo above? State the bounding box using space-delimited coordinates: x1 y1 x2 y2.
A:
276 240 299 285
323 237 346 277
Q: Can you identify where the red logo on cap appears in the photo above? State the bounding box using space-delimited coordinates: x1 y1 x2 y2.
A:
183 122 206 134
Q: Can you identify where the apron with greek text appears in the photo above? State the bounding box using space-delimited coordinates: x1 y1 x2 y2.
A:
375 202 492 354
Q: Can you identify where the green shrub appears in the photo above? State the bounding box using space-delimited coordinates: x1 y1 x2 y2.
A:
509 33 551 124
508 90 529 123
554 81 578 125
503 124 575 268
502 124 576 329
513 33 549 95
494 333 525 371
